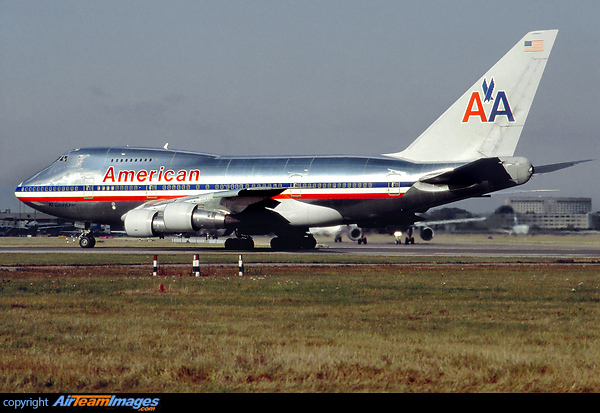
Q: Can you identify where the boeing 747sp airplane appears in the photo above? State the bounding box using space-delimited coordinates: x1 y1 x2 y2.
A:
15 30 582 249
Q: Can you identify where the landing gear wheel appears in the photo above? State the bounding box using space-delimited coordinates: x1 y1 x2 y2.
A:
269 237 285 251
270 235 317 250
301 235 317 249
240 238 254 250
79 235 96 248
224 237 254 250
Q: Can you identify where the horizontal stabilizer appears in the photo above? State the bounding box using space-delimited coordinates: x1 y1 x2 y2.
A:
533 159 594 174
413 217 486 227
421 158 510 186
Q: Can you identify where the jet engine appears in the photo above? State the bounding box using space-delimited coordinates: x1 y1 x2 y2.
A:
124 203 235 237
348 224 363 242
347 224 369 244
420 226 434 241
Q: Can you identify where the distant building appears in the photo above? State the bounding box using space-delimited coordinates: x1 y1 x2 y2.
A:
503 197 593 230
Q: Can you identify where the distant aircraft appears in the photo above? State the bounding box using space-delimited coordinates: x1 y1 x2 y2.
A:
485 206 531 236
315 215 486 245
509 215 530 235
14 30 584 250
310 224 369 244
393 216 488 244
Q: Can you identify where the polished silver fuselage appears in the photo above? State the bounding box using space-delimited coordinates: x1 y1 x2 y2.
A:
15 147 518 235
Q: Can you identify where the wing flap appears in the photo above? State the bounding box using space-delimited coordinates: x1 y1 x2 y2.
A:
140 187 286 215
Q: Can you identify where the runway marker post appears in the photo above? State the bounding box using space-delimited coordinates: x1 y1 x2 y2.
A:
153 255 158 277
193 254 200 277
238 254 244 276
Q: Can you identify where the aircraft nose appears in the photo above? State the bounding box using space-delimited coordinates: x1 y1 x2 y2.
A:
14 159 63 201
18 173 43 189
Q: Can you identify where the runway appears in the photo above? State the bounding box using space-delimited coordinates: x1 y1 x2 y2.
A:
1 234 600 260
331 240 600 259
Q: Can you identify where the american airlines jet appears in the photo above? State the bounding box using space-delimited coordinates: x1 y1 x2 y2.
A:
14 30 580 250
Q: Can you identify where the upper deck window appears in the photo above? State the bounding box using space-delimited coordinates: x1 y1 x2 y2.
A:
110 157 155 163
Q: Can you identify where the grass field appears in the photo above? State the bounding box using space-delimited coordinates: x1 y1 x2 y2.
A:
2 258 600 392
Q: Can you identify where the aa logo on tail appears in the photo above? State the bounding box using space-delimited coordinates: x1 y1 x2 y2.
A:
462 78 514 123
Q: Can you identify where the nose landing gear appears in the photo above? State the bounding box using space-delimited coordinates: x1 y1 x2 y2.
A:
79 232 96 248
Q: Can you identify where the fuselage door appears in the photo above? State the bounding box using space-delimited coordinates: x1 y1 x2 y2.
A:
289 173 303 198
387 173 402 197
83 177 94 199
146 184 158 199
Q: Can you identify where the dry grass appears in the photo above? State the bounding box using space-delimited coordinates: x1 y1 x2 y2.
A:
2 262 600 392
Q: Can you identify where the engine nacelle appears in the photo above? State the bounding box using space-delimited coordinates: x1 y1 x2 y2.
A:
124 204 235 237
420 226 434 241
192 209 233 229
348 225 363 242
163 202 197 232
123 209 159 237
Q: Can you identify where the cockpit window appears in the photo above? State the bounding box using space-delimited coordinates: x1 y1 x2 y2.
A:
56 155 69 162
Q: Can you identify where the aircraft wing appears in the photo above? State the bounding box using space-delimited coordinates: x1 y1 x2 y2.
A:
122 186 289 237
143 187 286 214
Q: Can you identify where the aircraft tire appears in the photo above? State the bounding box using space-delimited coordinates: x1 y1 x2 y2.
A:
301 235 317 249
79 235 96 248
224 238 236 250
225 238 254 250
271 235 316 250
270 237 296 250
241 238 254 250
270 237 286 251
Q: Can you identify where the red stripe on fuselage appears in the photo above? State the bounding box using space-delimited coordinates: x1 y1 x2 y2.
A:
17 192 404 203
274 192 403 200
16 195 177 203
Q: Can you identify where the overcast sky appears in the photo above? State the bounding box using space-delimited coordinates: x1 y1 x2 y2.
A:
1 0 598 214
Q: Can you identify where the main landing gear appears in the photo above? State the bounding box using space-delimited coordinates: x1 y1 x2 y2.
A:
270 234 317 250
224 232 318 251
79 232 96 248
224 237 255 250
224 229 255 250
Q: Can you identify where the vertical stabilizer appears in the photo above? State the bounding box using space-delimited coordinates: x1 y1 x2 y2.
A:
385 30 558 162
